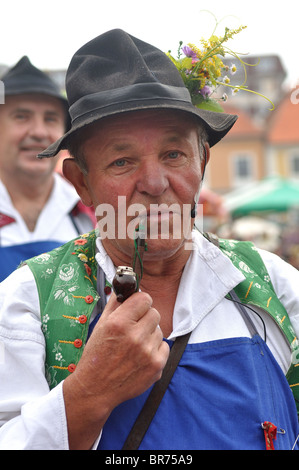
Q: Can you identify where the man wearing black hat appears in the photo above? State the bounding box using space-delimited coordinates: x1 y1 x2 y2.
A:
0 30 299 450
0 57 95 281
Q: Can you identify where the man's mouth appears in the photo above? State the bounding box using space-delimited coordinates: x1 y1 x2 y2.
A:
137 205 182 219
128 205 185 239
20 147 46 153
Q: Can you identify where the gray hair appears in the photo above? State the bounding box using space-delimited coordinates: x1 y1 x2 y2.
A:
67 134 89 175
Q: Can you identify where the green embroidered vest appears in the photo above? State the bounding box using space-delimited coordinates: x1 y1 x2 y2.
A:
26 230 99 388
25 229 299 413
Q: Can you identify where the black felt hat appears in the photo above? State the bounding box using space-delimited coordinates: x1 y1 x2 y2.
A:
2 56 70 128
38 29 238 158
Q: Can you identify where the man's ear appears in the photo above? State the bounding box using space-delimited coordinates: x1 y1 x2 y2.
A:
63 158 93 207
201 143 210 178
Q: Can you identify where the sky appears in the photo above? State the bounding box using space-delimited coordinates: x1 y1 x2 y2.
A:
0 0 298 89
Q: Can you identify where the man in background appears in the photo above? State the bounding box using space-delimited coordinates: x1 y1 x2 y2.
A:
0 57 95 281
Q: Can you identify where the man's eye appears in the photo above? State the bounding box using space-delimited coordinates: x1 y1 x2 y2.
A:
168 151 180 159
114 159 126 167
45 116 58 123
15 114 27 120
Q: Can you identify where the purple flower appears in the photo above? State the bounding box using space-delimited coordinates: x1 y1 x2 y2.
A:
200 85 212 97
182 45 197 59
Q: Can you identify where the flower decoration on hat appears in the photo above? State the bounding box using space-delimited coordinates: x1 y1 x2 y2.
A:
166 14 274 112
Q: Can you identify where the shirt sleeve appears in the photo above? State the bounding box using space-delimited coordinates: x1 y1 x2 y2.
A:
0 266 69 450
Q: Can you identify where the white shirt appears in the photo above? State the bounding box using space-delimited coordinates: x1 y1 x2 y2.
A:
0 231 299 449
0 173 94 246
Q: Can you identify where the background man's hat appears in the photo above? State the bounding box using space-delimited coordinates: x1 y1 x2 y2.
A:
38 29 238 158
2 56 70 129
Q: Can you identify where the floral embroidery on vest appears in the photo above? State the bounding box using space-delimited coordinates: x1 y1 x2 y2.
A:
26 230 99 388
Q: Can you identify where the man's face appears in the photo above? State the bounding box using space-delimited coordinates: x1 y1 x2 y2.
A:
66 109 208 261
0 94 65 179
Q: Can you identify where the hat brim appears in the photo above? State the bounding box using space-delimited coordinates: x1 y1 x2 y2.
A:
38 98 237 158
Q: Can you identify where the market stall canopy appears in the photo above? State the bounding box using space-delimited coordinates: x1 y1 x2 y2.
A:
230 216 281 251
224 176 299 216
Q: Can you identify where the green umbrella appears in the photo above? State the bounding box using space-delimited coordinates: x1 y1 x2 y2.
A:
224 177 299 216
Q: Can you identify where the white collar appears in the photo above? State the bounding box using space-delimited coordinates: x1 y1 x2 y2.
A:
0 179 17 219
95 231 245 339
169 230 245 338
0 173 80 226
39 173 80 222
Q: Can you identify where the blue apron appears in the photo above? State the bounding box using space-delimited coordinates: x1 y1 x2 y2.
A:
86 272 299 450
96 335 299 450
0 241 63 282
0 211 83 282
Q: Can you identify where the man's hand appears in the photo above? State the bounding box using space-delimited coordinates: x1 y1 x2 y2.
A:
63 291 170 449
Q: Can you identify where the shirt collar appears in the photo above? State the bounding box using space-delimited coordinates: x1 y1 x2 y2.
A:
169 230 245 339
0 179 17 218
0 173 80 220
95 230 245 339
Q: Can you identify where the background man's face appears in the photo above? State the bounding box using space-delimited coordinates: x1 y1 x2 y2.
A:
0 94 65 179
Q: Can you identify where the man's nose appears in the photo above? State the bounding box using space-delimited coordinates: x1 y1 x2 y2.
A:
28 116 50 140
136 159 169 196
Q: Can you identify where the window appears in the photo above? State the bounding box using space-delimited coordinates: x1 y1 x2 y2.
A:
231 153 255 186
290 154 299 179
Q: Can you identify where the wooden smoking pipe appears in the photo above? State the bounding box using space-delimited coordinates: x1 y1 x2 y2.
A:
112 224 146 302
